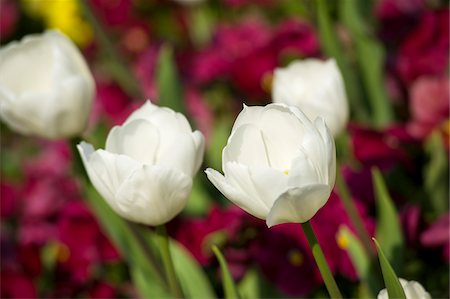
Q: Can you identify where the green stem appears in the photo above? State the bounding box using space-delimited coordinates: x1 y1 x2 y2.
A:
335 166 375 256
301 222 343 299
78 0 143 99
156 225 184 298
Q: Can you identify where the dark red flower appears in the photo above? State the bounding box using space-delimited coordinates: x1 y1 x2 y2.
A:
396 9 449 84
421 213 450 262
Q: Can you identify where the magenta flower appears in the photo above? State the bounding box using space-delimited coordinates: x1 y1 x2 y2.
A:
407 75 449 140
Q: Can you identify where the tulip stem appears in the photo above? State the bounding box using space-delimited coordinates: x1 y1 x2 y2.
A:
156 225 183 298
335 167 375 256
301 221 343 299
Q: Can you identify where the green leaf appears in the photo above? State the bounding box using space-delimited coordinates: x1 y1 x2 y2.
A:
171 239 217 299
156 45 185 114
212 245 240 299
84 185 170 298
339 0 393 127
424 132 449 215
337 226 370 280
238 269 260 299
184 175 211 216
337 226 376 298
372 168 404 273
373 238 406 299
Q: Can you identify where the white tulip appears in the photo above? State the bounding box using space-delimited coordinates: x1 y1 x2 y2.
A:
377 279 431 299
78 101 205 226
205 103 336 227
0 30 94 139
272 58 348 137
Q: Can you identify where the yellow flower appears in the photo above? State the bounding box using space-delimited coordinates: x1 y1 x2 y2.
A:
21 0 93 47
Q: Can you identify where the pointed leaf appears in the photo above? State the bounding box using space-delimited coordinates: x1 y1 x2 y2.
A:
85 185 170 298
171 239 217 299
424 132 449 215
372 167 404 273
373 238 406 299
238 269 260 299
212 245 240 299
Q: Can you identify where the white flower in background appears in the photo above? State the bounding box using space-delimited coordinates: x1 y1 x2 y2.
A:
205 103 336 227
78 101 205 226
377 279 431 299
0 30 94 139
272 58 348 137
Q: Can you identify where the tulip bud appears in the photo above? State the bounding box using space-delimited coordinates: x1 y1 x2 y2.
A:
205 103 336 227
272 58 348 137
0 30 94 139
78 101 205 226
377 279 431 299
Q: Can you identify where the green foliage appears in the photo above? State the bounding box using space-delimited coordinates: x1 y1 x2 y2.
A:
212 245 241 299
424 132 449 217
372 168 405 274
156 45 185 114
339 0 393 127
373 238 407 299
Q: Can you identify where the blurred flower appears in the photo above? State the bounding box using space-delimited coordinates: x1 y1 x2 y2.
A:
407 76 449 140
0 182 17 218
251 224 320 297
400 204 422 246
0 268 37 298
171 205 244 265
377 278 431 299
272 59 348 136
185 88 214 141
21 0 93 47
396 9 449 84
349 124 412 170
420 212 450 262
0 0 18 42
78 101 205 225
206 103 336 227
0 30 95 139
312 192 375 280
57 201 120 283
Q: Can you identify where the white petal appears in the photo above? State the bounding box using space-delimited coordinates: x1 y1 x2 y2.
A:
115 166 192 226
157 131 197 176
106 119 160 166
287 150 321 188
126 100 192 134
314 117 336 186
222 124 270 168
224 162 289 219
266 184 331 227
232 104 307 171
205 167 267 219
191 130 205 175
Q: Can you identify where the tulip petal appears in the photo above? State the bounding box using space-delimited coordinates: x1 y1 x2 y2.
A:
106 119 160 166
314 117 336 185
223 124 270 168
266 184 331 227
205 167 268 219
157 131 198 176
288 151 322 188
115 165 192 226
232 104 307 171
126 101 192 134
192 130 205 174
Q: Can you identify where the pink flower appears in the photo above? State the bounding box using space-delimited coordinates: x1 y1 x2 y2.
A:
407 75 449 140
421 213 450 262
0 268 37 298
171 205 244 266
0 0 18 42
57 201 120 283
251 223 320 297
185 89 214 141
0 182 17 218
